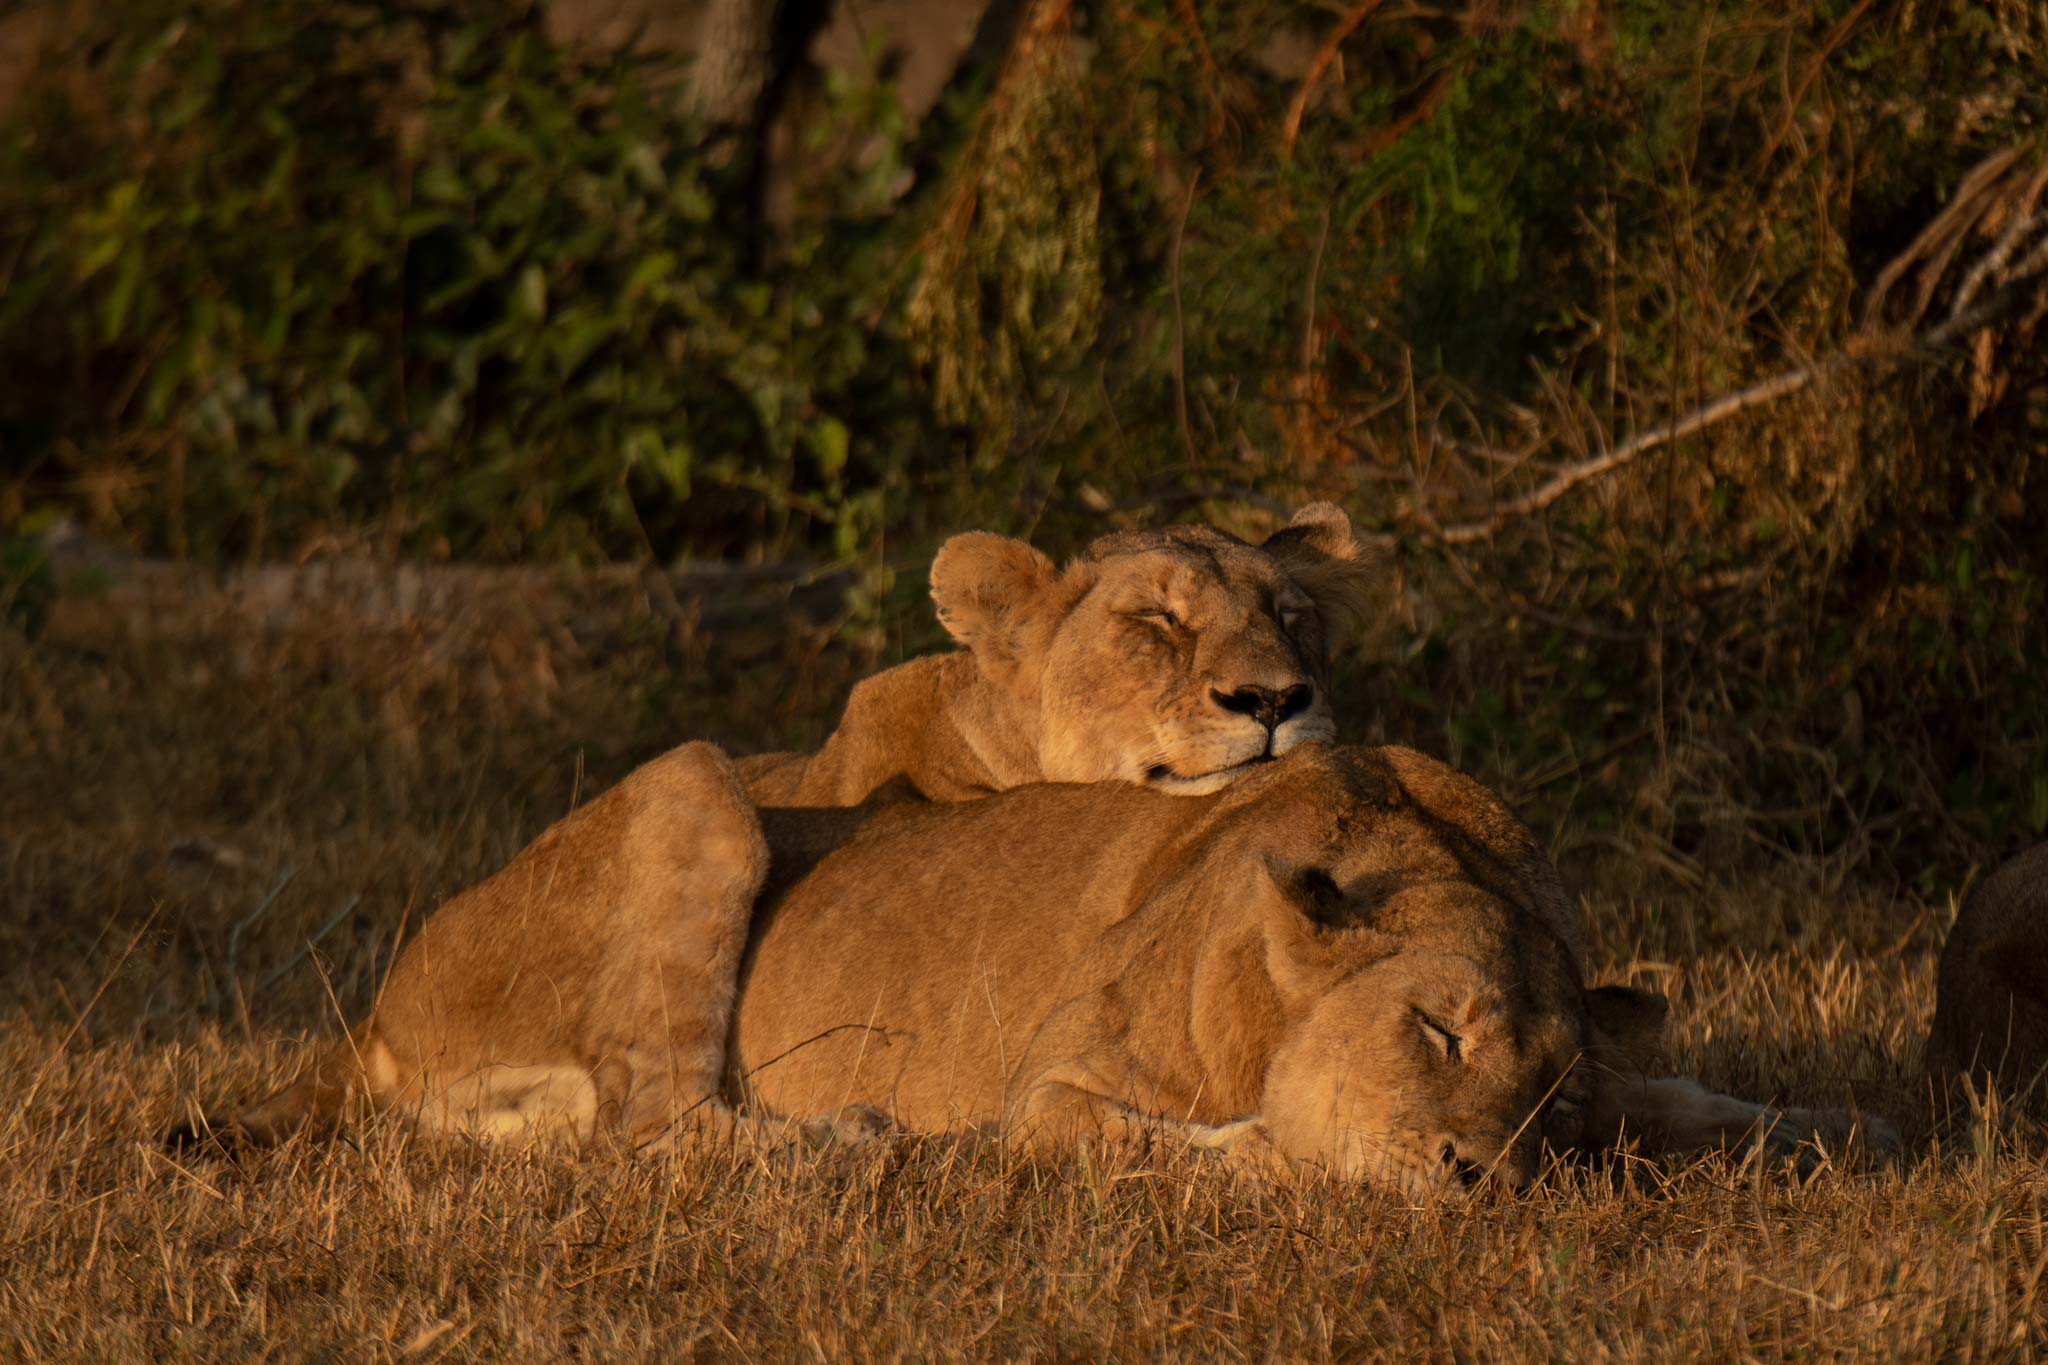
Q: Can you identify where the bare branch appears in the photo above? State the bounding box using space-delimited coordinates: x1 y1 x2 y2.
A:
1383 144 2048 551
1860 145 2021 331
1420 363 1833 548
1949 179 2048 321
1279 0 1387 159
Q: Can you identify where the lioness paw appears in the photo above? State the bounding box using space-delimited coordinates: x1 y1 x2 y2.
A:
1190 1117 1294 1175
1753 1104 1903 1172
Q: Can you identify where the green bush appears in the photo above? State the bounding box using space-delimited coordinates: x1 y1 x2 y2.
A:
0 0 929 561
2 0 2044 875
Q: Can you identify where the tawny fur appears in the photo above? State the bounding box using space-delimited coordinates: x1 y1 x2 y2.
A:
1928 842 2048 1103
179 507 1371 1149
734 744 1898 1193
741 501 1371 804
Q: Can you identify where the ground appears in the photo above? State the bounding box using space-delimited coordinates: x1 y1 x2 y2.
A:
2 558 2043 1360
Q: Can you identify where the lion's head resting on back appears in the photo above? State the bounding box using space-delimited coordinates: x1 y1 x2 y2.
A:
930 503 1372 794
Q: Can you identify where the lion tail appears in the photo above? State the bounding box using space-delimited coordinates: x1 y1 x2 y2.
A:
166 1033 388 1151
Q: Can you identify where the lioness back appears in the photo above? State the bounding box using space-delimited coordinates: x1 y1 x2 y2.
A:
740 784 1200 1126
731 744 1586 1140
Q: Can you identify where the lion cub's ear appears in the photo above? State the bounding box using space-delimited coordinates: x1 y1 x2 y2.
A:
1583 983 1670 1077
930 532 1061 670
1259 502 1375 647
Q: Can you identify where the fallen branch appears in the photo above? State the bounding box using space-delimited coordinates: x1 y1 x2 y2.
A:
1280 0 1387 159
1392 145 2048 550
1419 364 1830 547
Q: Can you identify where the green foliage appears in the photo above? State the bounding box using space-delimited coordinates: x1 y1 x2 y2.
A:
1029 0 2047 875
2 0 2044 875
0 533 54 639
0 0 927 560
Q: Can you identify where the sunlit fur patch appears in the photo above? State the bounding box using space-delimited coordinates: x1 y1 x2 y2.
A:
1140 712 1339 792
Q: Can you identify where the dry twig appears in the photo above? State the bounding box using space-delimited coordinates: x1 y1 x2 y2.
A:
1279 0 1387 159
1390 143 2048 550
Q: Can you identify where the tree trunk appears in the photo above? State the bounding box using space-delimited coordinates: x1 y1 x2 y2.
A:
685 0 784 126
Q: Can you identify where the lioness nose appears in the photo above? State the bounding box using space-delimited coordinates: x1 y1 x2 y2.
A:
1211 683 1313 731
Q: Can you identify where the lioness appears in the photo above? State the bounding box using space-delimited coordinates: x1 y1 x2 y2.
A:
189 743 1894 1191
742 501 1369 805
177 507 1371 1148
736 743 1896 1190
738 742 1649 1195
1928 842 2048 1102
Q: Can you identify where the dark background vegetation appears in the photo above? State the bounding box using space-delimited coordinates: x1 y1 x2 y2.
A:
1 0 2044 887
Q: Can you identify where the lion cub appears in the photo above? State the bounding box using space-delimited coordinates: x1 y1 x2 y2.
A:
1928 842 2048 1102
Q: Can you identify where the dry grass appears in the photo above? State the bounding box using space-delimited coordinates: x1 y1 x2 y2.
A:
4 559 2046 1361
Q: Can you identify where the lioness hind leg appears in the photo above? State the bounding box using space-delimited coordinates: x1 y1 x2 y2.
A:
360 742 775 1153
631 1096 895 1155
579 743 892 1160
1009 1077 1288 1173
581 743 783 1149
1612 1075 1902 1165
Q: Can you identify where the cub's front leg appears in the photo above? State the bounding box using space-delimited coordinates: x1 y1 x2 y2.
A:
1005 997 1285 1171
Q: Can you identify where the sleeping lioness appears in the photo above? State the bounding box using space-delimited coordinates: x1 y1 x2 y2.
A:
176 507 1372 1148
740 742 1650 1194
742 502 1369 805
737 743 1898 1190
186 742 1896 1191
